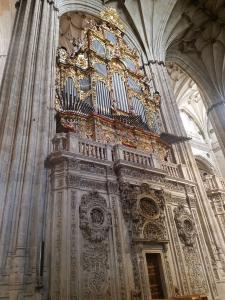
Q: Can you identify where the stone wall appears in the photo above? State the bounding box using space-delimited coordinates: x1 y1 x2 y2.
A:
0 0 16 85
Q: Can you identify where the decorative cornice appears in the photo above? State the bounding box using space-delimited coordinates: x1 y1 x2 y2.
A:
142 60 165 67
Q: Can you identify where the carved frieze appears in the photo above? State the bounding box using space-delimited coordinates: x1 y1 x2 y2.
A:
68 160 107 175
67 174 107 191
164 180 185 193
118 167 165 183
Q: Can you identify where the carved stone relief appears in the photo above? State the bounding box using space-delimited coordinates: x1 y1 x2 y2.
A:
139 197 159 219
119 183 169 299
143 221 167 241
118 166 165 183
119 182 168 241
80 191 111 242
192 210 218 296
173 205 209 295
111 196 127 300
183 246 208 294
167 206 189 294
67 174 107 191
174 204 196 247
70 191 78 300
79 191 112 299
54 192 63 299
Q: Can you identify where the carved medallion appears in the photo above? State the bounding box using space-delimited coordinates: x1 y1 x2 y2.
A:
174 204 196 247
139 197 159 219
80 191 111 242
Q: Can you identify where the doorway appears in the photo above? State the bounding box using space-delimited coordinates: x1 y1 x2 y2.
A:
146 253 165 299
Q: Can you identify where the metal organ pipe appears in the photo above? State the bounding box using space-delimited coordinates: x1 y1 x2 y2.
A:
112 73 129 112
132 97 147 123
63 77 77 111
96 81 111 115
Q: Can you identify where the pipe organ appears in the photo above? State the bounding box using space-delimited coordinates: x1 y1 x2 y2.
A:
96 81 111 115
55 7 169 159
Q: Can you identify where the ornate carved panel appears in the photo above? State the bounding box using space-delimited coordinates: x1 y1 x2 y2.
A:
80 191 111 242
143 222 167 241
79 191 112 299
174 204 196 247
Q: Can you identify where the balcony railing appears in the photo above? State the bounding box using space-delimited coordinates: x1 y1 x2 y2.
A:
161 161 180 177
203 175 225 192
51 133 190 180
78 140 107 160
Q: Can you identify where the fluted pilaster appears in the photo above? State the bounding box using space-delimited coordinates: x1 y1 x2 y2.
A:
0 0 58 297
151 61 224 299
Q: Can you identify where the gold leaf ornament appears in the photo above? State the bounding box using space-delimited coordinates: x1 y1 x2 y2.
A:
100 7 124 31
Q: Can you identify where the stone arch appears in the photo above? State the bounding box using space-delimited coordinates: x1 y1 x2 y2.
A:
56 0 145 57
166 51 225 155
180 108 205 140
195 155 216 176
166 52 217 108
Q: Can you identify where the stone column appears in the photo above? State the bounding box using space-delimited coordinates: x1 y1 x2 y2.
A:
207 101 225 156
0 0 58 297
151 61 225 297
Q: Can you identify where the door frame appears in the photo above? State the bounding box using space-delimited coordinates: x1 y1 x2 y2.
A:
143 247 169 300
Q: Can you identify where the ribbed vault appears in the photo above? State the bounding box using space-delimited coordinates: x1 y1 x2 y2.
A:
165 0 225 106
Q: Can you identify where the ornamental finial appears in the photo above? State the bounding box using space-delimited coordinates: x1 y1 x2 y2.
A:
100 7 124 31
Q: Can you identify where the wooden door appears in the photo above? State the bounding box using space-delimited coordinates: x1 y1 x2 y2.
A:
146 253 165 299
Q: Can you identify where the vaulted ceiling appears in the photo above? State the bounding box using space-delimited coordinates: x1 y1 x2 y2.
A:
166 62 209 139
1 0 225 109
87 1 222 107
115 0 225 107
165 0 225 105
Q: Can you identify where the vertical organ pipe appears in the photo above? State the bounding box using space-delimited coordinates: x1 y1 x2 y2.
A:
63 77 77 111
96 81 111 114
112 73 128 112
132 97 146 123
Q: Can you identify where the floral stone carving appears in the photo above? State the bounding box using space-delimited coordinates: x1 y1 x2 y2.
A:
174 204 196 247
80 191 112 299
79 191 111 242
139 197 160 219
143 221 167 241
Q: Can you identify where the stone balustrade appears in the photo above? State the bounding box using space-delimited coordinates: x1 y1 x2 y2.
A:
78 140 108 160
203 174 225 192
161 161 180 177
112 144 158 168
51 133 190 179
